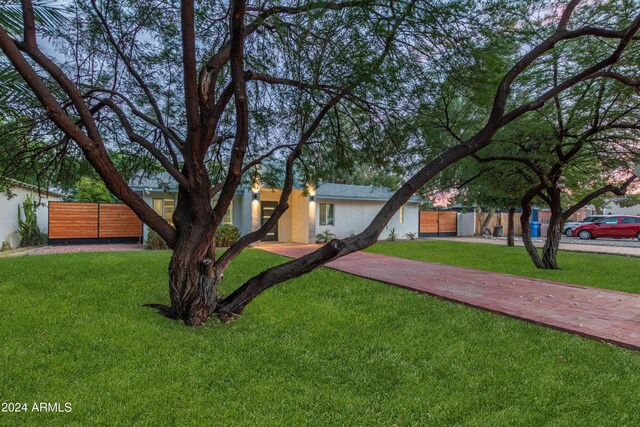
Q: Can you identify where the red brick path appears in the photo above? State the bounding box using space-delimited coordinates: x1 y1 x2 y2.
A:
261 244 640 351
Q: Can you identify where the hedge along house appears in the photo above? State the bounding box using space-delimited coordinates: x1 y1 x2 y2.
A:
131 177 421 245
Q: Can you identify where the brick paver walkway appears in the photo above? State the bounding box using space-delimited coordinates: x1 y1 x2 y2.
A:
261 244 640 351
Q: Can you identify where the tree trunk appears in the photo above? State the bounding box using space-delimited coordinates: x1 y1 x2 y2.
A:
168 236 219 325
162 178 221 326
480 207 495 237
507 207 515 247
540 191 563 270
520 200 544 268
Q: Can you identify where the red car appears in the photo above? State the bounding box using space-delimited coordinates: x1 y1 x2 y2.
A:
571 215 640 240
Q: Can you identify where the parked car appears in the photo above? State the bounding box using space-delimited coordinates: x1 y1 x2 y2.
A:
571 215 640 240
563 215 614 236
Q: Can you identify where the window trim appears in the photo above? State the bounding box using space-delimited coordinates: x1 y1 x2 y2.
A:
153 198 175 223
319 203 335 226
223 200 233 225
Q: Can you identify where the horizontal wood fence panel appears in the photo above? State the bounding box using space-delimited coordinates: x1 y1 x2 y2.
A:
476 212 522 236
48 202 98 239
419 211 439 233
48 202 142 244
420 210 457 236
98 204 142 238
438 212 457 233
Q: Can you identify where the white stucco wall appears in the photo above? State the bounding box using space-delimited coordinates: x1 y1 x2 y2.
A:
315 198 419 240
136 187 421 244
457 212 476 236
290 190 309 244
0 185 61 248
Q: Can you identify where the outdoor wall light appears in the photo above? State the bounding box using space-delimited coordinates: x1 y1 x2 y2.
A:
308 194 315 203
252 191 260 201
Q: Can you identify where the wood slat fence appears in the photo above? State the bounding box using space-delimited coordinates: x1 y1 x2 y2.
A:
419 210 457 237
476 212 523 237
48 202 142 245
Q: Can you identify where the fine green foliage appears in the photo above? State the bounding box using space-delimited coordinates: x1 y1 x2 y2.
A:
404 232 418 240
1 249 640 425
145 229 168 250
0 1 67 115
70 176 113 203
17 194 45 246
315 229 336 243
366 240 640 294
214 224 240 248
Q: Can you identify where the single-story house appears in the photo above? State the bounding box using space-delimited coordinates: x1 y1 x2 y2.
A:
131 178 421 244
0 180 63 249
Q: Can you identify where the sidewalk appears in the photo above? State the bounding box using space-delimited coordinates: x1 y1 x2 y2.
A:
434 236 640 257
261 244 640 351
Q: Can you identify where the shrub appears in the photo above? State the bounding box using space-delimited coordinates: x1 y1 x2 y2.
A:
215 224 240 247
404 232 417 240
145 229 169 250
387 227 398 241
316 229 336 243
18 195 46 247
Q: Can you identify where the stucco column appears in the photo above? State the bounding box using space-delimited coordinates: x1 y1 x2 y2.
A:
308 200 316 244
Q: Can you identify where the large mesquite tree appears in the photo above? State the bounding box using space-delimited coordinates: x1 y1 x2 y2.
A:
1 0 640 325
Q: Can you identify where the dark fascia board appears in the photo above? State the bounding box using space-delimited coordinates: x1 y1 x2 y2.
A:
316 195 422 203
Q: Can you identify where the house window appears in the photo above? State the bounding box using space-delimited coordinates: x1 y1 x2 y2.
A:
153 198 175 223
399 206 405 224
319 203 334 226
223 201 233 225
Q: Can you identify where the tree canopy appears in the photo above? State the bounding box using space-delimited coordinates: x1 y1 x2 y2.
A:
2 0 640 324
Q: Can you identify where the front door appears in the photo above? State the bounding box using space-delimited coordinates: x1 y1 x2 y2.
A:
261 201 279 241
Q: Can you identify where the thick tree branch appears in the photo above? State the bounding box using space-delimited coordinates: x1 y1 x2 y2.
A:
472 154 548 186
21 0 36 48
98 98 189 188
180 0 201 148
211 0 249 224
0 25 178 247
564 175 638 219
217 3 640 317
198 0 373 126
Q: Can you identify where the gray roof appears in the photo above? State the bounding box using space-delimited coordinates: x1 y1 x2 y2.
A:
316 183 422 203
129 174 422 203
6 179 64 197
130 173 245 195
130 173 178 192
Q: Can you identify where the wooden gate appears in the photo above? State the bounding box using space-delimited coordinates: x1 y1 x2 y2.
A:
419 210 457 237
48 202 142 245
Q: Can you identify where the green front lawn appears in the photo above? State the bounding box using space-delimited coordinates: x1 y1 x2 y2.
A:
1 248 639 425
367 240 640 293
